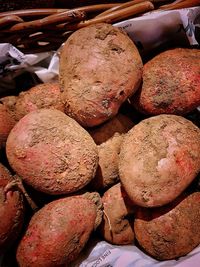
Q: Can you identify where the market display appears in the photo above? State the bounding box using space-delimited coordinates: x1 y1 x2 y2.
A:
0 11 199 266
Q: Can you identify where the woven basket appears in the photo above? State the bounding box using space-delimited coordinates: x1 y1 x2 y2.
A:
0 0 198 53
56 0 124 8
0 0 55 12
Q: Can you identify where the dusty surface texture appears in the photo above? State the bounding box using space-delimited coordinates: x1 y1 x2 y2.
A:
89 133 123 190
119 114 200 207
0 95 17 115
132 48 200 115
82 191 103 229
99 183 135 245
6 109 98 195
15 83 65 120
88 113 134 145
59 23 143 127
0 103 16 147
16 195 97 267
0 163 24 252
134 192 200 260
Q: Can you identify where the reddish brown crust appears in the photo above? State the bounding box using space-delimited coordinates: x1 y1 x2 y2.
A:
59 23 143 127
6 109 98 195
132 48 200 115
134 192 200 260
0 163 24 252
88 113 134 145
16 196 97 266
15 83 65 120
99 183 135 245
0 104 16 147
90 133 123 190
119 115 200 207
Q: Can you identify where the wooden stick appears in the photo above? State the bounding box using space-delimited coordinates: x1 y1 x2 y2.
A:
159 0 200 9
66 1 154 31
0 4 120 18
96 0 172 18
96 0 150 18
6 10 86 32
74 3 123 13
0 9 68 18
0 15 23 29
151 0 175 2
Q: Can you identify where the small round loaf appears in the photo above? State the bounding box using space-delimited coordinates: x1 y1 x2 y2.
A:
59 23 143 127
119 114 200 207
134 192 200 260
99 183 135 245
131 48 200 115
6 109 98 195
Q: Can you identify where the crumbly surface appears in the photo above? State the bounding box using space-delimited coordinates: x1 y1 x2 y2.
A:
132 48 200 115
82 191 103 229
134 192 200 260
0 163 24 252
0 95 17 115
90 133 123 190
88 113 134 145
119 114 200 207
59 23 143 127
15 83 65 120
99 183 135 245
16 195 97 266
0 104 16 147
6 109 98 195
